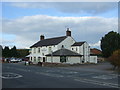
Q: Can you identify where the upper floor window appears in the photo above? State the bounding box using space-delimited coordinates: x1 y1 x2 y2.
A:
62 45 64 48
76 47 77 51
34 48 36 53
49 47 52 53
38 48 40 53
42 53 44 56
72 48 74 50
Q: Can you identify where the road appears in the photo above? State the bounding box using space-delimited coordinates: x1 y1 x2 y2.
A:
1 62 119 88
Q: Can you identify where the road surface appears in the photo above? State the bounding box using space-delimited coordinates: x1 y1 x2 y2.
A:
1 62 119 88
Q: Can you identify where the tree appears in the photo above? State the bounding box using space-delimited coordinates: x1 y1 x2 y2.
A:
10 46 18 57
108 49 120 70
2 46 11 58
17 49 29 58
100 31 120 58
0 45 3 57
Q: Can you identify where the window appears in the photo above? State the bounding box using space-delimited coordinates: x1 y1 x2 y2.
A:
72 48 74 50
34 48 36 53
49 47 52 53
42 53 44 56
76 47 77 51
34 57 36 62
38 57 41 62
38 48 40 53
62 45 64 48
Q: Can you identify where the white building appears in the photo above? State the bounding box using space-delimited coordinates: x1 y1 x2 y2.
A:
27 28 97 64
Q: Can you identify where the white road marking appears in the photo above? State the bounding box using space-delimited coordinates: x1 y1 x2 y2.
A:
0 72 23 79
92 74 118 80
74 77 118 88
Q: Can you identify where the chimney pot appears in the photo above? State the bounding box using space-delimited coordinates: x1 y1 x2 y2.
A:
40 35 45 41
66 28 71 36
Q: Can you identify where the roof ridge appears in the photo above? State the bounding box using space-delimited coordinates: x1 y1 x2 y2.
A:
43 36 67 41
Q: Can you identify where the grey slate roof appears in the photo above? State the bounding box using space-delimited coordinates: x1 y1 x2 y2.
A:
72 42 85 46
30 36 67 48
46 48 82 56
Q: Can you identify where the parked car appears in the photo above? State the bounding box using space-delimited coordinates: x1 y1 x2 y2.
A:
10 58 22 63
4 58 10 63
16 58 22 62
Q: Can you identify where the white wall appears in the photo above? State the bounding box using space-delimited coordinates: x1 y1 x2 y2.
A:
67 56 81 64
58 36 75 50
71 42 91 63
46 56 60 63
90 56 97 64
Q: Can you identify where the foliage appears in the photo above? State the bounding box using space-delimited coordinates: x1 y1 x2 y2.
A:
2 46 29 58
108 49 120 70
2 46 11 57
17 49 29 58
10 46 18 57
100 31 120 58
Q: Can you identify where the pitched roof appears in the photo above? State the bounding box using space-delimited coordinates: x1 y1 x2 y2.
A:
72 42 85 46
90 48 102 55
30 36 67 48
46 48 82 56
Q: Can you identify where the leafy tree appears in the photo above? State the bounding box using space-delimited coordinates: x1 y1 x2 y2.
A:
108 49 120 70
100 31 120 58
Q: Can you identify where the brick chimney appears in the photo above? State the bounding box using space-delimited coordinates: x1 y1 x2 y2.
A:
66 28 71 36
40 35 45 41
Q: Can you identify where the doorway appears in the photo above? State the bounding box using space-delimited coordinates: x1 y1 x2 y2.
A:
60 56 66 63
43 57 45 62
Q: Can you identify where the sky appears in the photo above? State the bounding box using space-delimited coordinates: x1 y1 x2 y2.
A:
1 1 118 49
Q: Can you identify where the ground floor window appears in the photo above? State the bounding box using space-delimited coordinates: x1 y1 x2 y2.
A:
60 56 66 63
30 57 32 61
82 60 84 63
34 57 36 62
38 57 41 62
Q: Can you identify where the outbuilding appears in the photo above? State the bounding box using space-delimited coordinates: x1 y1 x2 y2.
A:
46 48 83 64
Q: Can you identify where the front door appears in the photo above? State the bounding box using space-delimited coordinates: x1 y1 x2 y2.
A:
43 57 45 62
60 56 66 63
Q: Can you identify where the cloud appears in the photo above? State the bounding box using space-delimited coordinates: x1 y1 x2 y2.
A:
2 15 118 49
10 2 118 15
89 41 101 47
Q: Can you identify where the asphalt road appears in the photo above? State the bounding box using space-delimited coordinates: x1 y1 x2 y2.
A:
1 62 119 88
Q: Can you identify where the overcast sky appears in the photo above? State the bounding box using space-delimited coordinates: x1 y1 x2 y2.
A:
1 2 118 49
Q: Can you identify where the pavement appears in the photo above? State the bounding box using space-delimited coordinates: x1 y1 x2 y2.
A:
1 62 119 88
